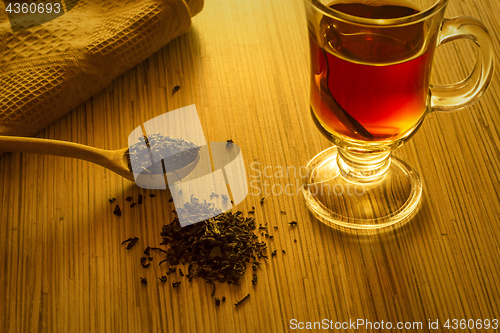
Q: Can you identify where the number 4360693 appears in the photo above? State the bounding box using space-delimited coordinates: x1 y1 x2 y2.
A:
6 2 62 14
444 319 498 330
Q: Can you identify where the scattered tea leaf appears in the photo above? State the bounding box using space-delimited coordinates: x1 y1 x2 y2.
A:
252 260 261 271
234 293 250 306
121 237 132 244
206 280 216 297
151 247 168 254
126 237 139 250
113 205 122 216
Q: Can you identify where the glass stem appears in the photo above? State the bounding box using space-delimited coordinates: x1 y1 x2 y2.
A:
337 147 391 184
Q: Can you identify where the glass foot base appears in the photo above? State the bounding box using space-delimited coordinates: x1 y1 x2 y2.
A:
302 146 422 230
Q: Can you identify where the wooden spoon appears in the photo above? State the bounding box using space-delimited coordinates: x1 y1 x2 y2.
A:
0 135 200 183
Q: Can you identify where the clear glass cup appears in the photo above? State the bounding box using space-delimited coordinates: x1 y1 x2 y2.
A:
302 0 494 229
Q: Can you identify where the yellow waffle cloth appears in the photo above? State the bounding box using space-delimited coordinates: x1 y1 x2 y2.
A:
0 0 203 137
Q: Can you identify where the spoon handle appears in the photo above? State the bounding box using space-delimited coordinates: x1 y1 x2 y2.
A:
0 136 127 168
0 135 107 159
0 135 134 180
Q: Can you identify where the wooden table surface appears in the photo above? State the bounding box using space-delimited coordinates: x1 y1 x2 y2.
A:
1 0 500 332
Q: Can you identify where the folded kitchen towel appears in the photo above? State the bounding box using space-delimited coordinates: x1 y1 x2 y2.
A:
0 0 203 137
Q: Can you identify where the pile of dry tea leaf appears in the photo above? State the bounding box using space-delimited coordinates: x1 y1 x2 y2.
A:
160 209 268 286
126 134 199 174
118 194 305 307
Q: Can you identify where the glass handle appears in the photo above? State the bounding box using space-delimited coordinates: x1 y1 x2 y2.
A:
430 16 494 112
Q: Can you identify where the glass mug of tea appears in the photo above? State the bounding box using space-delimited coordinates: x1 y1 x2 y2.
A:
302 0 494 229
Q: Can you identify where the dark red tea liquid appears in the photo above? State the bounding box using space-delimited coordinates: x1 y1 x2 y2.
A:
309 2 435 141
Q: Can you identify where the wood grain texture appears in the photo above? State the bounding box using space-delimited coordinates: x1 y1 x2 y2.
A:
1 0 499 332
